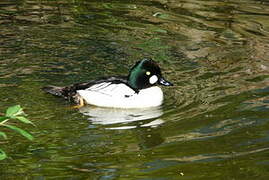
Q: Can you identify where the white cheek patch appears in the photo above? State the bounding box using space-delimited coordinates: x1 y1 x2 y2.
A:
149 75 158 84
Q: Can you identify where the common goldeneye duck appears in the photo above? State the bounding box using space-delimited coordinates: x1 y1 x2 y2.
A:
42 58 173 108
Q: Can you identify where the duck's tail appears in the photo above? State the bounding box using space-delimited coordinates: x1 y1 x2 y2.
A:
42 82 91 101
42 85 68 98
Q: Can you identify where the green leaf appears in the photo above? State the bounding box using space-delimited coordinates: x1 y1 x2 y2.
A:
4 124 34 141
16 116 34 125
0 149 7 160
0 131 7 139
0 116 8 122
6 105 23 117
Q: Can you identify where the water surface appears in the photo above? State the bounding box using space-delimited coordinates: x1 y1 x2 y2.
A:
0 0 269 179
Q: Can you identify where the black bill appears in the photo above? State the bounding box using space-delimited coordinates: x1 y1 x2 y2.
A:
158 77 173 86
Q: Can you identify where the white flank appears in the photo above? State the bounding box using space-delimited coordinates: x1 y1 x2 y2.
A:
77 83 163 108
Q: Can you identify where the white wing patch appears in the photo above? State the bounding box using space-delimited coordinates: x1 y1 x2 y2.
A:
85 82 135 97
85 82 114 93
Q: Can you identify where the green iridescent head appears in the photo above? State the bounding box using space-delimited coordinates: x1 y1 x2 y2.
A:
127 58 173 91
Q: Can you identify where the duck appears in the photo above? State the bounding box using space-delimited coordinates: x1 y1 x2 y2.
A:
42 58 173 108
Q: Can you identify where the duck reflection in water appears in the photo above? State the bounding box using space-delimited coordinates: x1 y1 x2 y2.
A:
79 105 164 129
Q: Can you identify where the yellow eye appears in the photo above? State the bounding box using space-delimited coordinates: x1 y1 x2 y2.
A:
146 71 151 76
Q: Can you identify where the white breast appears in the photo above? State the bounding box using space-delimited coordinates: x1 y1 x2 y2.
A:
77 82 164 108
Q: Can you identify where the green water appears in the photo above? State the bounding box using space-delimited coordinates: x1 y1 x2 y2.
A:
1 0 269 179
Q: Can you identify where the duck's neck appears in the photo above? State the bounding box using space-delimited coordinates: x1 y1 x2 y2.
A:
127 78 139 93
